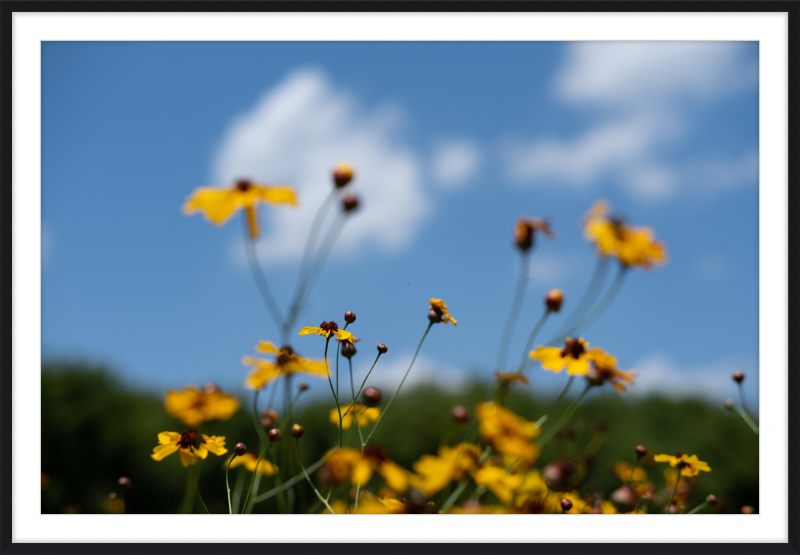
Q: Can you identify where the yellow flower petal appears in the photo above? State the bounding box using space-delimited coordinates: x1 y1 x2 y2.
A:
182 188 247 225
379 461 410 492
256 185 297 206
151 443 179 462
352 458 374 487
256 341 281 355
179 448 198 467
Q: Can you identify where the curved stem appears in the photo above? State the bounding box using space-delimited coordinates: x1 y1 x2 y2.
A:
348 358 366 448
252 389 268 446
735 404 759 434
342 352 383 419
737 383 751 419
243 216 285 332
192 465 210 514
226 455 238 514
241 445 269 513
295 441 336 514
250 451 331 505
547 256 609 344
495 253 529 373
565 264 628 339
536 376 574 427
441 479 469 513
687 499 711 514
537 382 590 448
363 322 433 446
515 310 551 375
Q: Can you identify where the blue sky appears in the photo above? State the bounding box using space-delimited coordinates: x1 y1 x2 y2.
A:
41 41 759 409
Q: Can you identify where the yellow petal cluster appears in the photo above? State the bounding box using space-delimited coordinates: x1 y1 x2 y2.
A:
583 200 667 269
164 386 240 427
475 403 540 464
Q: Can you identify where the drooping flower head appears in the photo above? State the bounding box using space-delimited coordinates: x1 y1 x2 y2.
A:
429 299 457 325
298 321 355 342
514 217 555 252
150 429 227 467
654 452 711 477
582 200 666 269
182 179 297 240
164 386 240 427
242 341 328 390
530 337 611 376
475 403 540 464
329 402 380 429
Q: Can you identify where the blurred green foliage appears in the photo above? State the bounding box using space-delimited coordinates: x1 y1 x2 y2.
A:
42 361 757 514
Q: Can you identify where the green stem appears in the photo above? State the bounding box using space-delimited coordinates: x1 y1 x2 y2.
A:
547 256 608 345
515 310 551 375
687 500 711 514
226 455 238 514
243 215 285 332
538 383 591 448
295 441 336 514
628 458 639 483
241 445 269 513
666 474 682 513
341 352 383 419
250 451 331 505
441 479 469 512
734 404 759 434
348 358 366 448
192 465 210 514
231 467 245 513
363 322 433 447
565 264 628 338
252 389 268 446
737 382 751 420
536 376 574 428
495 252 529 373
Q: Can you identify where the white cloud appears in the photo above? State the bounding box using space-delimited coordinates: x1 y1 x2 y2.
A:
359 354 469 395
431 140 482 189
213 69 432 263
503 42 757 200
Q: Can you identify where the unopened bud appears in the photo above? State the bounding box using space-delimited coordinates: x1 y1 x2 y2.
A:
668 503 680 514
585 366 604 387
341 340 357 359
298 382 309 391
428 309 443 323
611 485 636 511
706 494 718 506
203 382 221 394
545 289 564 312
724 399 736 412
117 477 132 490
635 445 647 458
560 499 573 512
234 443 247 456
451 405 470 424
732 371 744 383
333 163 354 188
377 343 388 354
262 409 279 421
363 387 382 407
290 424 305 439
342 193 359 213
741 505 755 514
344 311 356 324
268 428 283 442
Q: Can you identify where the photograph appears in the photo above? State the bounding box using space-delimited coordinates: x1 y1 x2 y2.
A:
39 38 761 519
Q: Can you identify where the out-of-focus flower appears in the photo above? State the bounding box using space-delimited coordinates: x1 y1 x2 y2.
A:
475 403 540 464
164 386 240 427
530 337 611 376
333 163 354 188
410 443 482 497
226 453 278 476
429 299 457 325
514 217 555 252
323 446 410 492
545 289 564 312
586 355 636 392
583 200 666 269
182 179 297 240
329 402 380 429
243 342 327 390
150 429 227 467
472 466 525 506
614 461 648 483
654 453 711 477
494 372 530 388
298 321 355 342
104 493 125 514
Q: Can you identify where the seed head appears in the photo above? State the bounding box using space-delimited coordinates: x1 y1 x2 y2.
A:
732 371 744 383
377 343 388 354
344 311 356 324
234 442 247 456
290 424 305 439
545 289 564 313
560 499 573 512
333 163 354 188
452 405 470 424
362 387 382 407
268 428 283 443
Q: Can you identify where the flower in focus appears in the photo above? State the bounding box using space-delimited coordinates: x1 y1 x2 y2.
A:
475 403 540 464
164 386 240 427
586 355 636 392
226 453 278 476
582 200 666 269
182 179 297 240
298 321 355 342
243 341 328 390
410 443 482 497
323 446 410 492
514 217 555 252
329 402 380 429
429 299 457 325
530 337 611 376
150 429 227 467
654 452 711 477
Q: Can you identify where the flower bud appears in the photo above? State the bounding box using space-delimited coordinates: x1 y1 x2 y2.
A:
611 485 636 512
741 505 755 514
452 405 470 425
342 193 359 213
428 309 443 323
341 340 357 359
377 343 388 354
268 428 283 442
234 442 247 456
344 311 356 324
117 477 132 490
732 371 744 383
261 416 274 427
362 387 382 407
298 382 309 391
668 503 680 514
290 424 305 439
262 409 279 422
560 499 573 512
203 382 221 394
706 494 718 506
724 399 736 412
585 366 604 387
333 163 354 188
545 289 564 313
543 459 577 491
635 445 647 458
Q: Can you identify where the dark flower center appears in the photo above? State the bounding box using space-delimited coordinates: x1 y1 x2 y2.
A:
320 321 339 333
362 444 389 462
178 428 204 449
561 338 585 359
277 345 295 366
609 216 627 240
236 180 252 192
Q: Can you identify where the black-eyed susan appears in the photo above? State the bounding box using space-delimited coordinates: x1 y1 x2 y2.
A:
323 446 410 492
475 402 540 465
529 337 610 376
429 299 457 325
654 453 712 477
226 453 278 476
182 179 297 240
164 386 240 427
242 341 327 390
329 402 380 429
514 217 555 252
150 429 227 467
582 200 666 269
297 321 355 342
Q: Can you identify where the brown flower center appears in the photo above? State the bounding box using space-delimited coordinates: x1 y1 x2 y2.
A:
319 321 339 333
236 180 252 192
609 216 628 240
178 428 204 449
277 345 295 366
561 338 585 359
362 444 389 462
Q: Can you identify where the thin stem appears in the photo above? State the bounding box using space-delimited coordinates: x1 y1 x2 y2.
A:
192 465 210 514
734 404 759 434
241 445 269 513
536 376 574 428
666 474 682 513
342 352 383 419
538 383 591 448
547 256 609 344
348 358 366 447
737 383 751 419
231 467 245 513
441 478 469 512
295 441 336 514
243 216 285 331
566 264 628 339
495 253 530 372
245 473 262 514
226 455 238 514
250 451 332 505
180 465 196 514
628 458 639 483
687 500 711 514
363 322 434 446
515 310 551 375
252 389 268 446
296 214 348 316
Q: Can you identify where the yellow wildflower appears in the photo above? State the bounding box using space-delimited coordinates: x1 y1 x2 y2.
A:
475 403 540 464
329 402 380 429
530 337 611 376
583 200 666 269
472 466 525 506
164 385 240 427
654 452 711 477
614 461 647 483
182 179 297 240
323 446 410 492
297 321 355 342
514 217 555 252
429 299 457 325
243 341 327 390
410 443 482 497
226 453 278 476
150 429 227 467
587 355 636 392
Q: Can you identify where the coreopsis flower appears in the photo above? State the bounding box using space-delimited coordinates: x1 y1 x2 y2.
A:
514 217 555 252
410 443 482 497
242 341 327 390
150 429 227 467
164 386 240 427
586 355 636 392
582 200 666 269
226 453 278 476
297 321 355 342
654 452 712 477
529 337 611 376
472 466 525 505
182 179 297 240
475 403 540 464
429 299 457 325
614 461 648 483
329 402 380 429
323 446 410 492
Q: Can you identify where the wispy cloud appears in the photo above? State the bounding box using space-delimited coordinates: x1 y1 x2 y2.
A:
214 69 432 264
431 139 482 189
